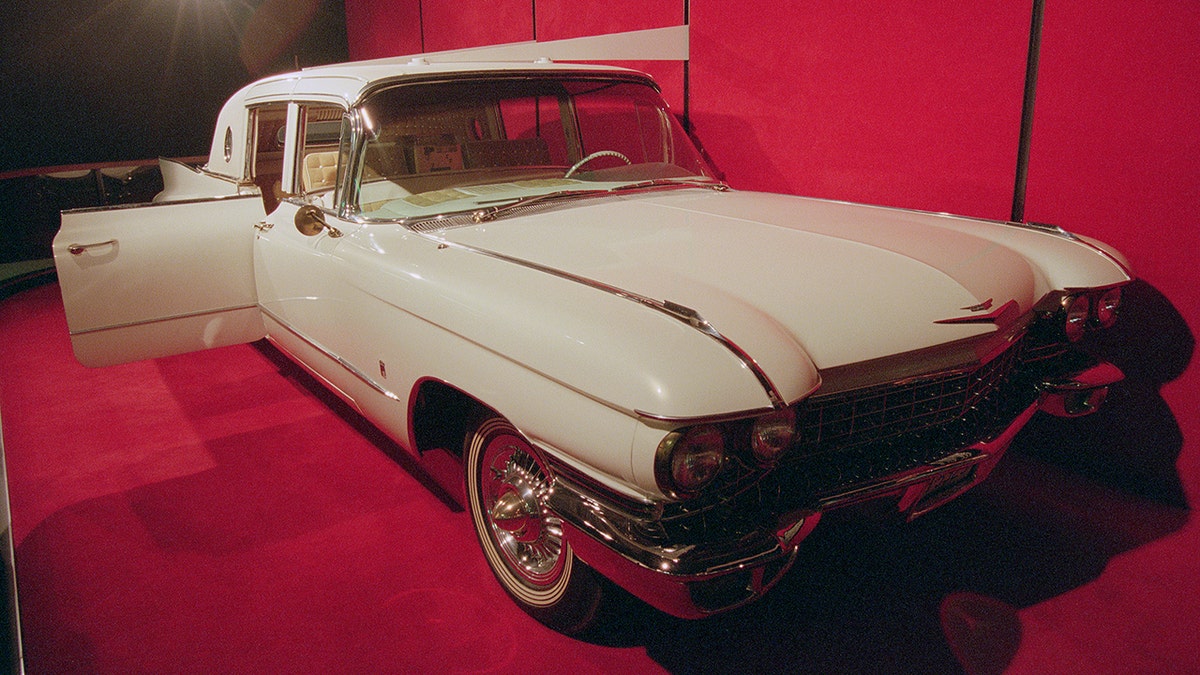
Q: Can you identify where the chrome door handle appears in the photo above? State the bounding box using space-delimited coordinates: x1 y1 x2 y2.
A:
67 239 117 255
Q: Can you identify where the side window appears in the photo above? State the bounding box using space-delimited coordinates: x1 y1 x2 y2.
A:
296 106 346 205
249 104 288 212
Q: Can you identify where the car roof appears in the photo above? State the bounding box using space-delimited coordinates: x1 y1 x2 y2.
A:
204 57 648 181
239 58 644 109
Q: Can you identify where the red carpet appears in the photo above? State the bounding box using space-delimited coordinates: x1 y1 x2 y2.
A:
0 283 660 674
2 282 1197 674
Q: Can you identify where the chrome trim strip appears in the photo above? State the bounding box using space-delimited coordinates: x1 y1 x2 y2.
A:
61 192 260 215
1010 220 1080 240
353 70 661 109
633 405 776 425
816 450 989 511
635 377 823 423
414 231 788 409
68 303 258 336
260 306 403 402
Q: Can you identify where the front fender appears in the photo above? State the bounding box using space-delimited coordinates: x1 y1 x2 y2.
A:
345 226 815 420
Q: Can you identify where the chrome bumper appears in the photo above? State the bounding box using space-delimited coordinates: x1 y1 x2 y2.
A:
1037 361 1124 417
548 359 1123 619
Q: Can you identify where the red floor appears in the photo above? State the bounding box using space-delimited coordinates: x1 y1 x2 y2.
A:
1 282 1196 674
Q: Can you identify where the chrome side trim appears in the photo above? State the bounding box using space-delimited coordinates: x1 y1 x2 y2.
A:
60 192 260 215
633 405 776 425
260 306 403 403
635 377 823 423
413 231 787 409
68 303 258 336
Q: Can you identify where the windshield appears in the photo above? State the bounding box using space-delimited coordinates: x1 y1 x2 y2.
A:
350 76 715 221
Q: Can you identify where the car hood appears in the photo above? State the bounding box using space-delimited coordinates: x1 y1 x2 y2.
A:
436 189 1084 401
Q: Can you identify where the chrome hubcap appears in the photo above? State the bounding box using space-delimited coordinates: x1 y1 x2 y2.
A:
482 437 563 583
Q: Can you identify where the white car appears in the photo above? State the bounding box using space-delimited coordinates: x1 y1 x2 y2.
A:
53 58 1132 633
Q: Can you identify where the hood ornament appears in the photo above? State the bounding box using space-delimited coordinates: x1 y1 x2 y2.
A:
936 298 1018 325
962 298 994 312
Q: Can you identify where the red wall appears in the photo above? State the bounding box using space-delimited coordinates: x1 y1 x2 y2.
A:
691 2 1032 221
343 1 1199 500
1027 1 1199 325
344 1 422 58
343 2 1200 668
1025 0 1200 510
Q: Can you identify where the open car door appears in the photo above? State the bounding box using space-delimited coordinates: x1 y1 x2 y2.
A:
53 193 267 367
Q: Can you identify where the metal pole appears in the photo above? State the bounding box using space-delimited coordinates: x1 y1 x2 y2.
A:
1012 0 1045 223
682 0 691 132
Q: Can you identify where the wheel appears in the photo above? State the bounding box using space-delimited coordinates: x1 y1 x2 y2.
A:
564 150 632 178
464 415 603 633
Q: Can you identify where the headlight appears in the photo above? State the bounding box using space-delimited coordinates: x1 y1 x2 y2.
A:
1095 287 1121 328
751 408 797 466
655 425 726 497
1064 294 1091 342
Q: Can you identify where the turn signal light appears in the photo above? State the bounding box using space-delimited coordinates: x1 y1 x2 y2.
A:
1095 287 1122 328
1063 294 1091 342
751 408 797 466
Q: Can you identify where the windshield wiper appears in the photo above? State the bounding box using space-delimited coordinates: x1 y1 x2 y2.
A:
610 177 729 193
470 178 728 223
470 188 607 223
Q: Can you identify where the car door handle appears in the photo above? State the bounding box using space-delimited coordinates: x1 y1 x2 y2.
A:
67 239 117 255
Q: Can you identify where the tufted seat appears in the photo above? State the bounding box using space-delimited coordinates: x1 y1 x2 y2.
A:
303 151 340 192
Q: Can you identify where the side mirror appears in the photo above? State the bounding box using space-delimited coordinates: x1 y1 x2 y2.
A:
294 205 342 238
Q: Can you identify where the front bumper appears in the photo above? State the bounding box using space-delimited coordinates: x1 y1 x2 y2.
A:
548 358 1123 619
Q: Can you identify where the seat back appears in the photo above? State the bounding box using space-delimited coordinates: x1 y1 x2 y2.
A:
303 151 340 192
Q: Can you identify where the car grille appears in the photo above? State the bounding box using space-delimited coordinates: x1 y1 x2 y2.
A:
660 332 1055 543
795 337 1025 460
775 334 1038 500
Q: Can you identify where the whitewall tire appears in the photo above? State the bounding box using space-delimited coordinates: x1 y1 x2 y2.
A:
464 415 603 633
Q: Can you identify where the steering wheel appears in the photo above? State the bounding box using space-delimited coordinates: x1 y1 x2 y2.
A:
564 150 632 178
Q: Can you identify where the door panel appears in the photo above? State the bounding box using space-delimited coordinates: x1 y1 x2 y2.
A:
53 194 267 367
254 201 365 378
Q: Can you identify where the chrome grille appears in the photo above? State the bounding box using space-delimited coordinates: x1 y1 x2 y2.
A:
796 337 1025 455
659 332 1074 545
774 334 1042 502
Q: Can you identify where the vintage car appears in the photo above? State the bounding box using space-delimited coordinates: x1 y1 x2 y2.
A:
53 58 1132 633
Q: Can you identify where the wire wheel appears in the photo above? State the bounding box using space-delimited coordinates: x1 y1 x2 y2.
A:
465 415 601 632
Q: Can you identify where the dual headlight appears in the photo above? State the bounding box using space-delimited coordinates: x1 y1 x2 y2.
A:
1061 286 1122 341
655 407 797 498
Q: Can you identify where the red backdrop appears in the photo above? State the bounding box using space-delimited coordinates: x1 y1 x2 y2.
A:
342 1 1199 667
342 0 1197 466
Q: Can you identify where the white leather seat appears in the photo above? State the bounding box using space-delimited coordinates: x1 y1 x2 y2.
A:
303 151 339 192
